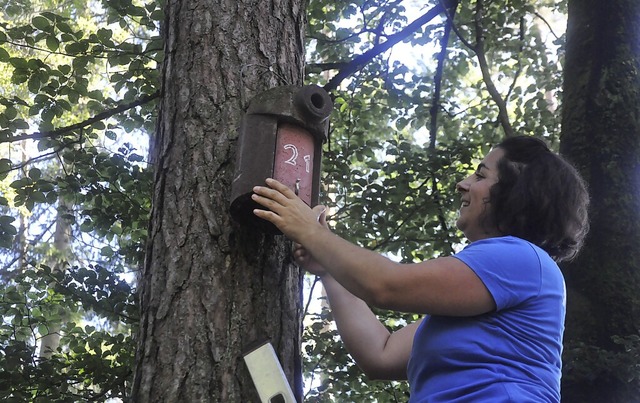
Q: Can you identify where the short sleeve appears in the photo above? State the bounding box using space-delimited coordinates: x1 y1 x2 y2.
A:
452 237 543 310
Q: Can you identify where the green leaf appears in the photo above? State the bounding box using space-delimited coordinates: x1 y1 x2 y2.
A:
0 215 15 225
46 35 60 51
40 12 58 22
45 191 58 204
12 119 29 130
57 21 73 34
0 47 9 62
97 28 113 42
128 153 143 162
68 91 79 103
64 42 84 55
4 106 17 120
0 159 11 178
27 58 44 70
27 104 42 116
59 64 71 75
12 313 23 325
30 191 46 203
28 168 42 180
101 245 115 258
38 324 49 336
32 16 51 31
88 90 104 100
9 57 28 69
80 220 93 232
28 76 41 93
90 122 106 133
150 10 164 21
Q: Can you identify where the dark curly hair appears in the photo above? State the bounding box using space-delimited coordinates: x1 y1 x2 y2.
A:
489 136 590 262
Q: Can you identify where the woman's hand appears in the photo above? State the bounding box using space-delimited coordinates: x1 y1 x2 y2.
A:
252 178 327 244
293 242 327 276
293 206 329 276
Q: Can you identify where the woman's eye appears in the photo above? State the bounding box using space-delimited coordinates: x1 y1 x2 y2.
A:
474 172 484 180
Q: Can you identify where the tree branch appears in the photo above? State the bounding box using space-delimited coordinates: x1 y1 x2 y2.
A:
534 11 561 40
2 91 160 144
429 0 459 149
323 0 457 93
0 139 77 176
305 62 350 74
0 219 57 281
427 1 458 256
505 16 526 102
473 0 514 137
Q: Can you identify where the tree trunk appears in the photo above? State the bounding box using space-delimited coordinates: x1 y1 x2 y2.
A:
38 201 71 359
560 0 640 401
132 1 307 401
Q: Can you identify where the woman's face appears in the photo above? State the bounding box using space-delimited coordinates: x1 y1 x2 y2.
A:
456 148 504 242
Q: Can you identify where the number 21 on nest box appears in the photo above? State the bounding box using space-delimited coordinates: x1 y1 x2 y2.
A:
230 85 333 234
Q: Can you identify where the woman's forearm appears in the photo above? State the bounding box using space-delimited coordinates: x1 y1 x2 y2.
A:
320 275 416 380
303 227 402 307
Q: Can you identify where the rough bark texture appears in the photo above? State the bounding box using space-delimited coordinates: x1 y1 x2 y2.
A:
560 0 640 401
132 1 307 401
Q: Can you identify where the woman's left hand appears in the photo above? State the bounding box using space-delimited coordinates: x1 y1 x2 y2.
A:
252 178 326 243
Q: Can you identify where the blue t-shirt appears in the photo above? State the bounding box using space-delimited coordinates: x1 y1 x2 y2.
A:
407 236 565 402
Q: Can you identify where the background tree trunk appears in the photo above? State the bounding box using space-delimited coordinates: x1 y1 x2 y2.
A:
132 0 308 401
38 201 71 359
560 0 640 401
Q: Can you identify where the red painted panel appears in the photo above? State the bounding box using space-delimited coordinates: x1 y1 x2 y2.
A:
273 123 315 205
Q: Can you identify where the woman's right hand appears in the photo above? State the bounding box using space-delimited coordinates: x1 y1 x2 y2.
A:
293 243 327 276
293 205 329 277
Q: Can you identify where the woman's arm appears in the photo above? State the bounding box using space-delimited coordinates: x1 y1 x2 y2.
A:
319 274 420 380
252 179 496 316
293 219 417 379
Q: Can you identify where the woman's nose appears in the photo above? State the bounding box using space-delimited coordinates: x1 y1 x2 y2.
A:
456 175 473 192
456 177 469 192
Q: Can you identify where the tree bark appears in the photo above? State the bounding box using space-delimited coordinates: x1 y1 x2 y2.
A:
132 1 307 401
560 0 640 401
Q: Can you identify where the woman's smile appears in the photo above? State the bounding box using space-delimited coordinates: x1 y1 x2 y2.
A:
456 148 504 241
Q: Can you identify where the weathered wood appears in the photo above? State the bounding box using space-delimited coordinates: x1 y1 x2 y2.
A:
560 0 640 401
132 1 307 401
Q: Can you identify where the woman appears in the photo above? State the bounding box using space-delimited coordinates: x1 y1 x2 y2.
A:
252 136 589 402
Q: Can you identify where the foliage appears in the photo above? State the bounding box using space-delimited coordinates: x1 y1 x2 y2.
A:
0 0 157 400
0 264 135 401
563 335 640 400
0 0 636 401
